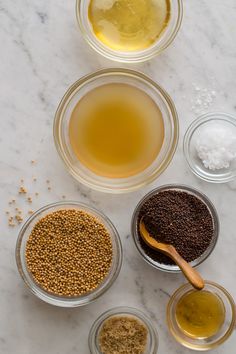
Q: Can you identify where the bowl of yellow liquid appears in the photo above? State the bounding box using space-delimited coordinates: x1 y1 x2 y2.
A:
167 281 236 351
76 0 183 62
54 69 178 193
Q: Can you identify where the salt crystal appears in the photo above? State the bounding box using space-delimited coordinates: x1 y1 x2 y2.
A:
195 124 236 170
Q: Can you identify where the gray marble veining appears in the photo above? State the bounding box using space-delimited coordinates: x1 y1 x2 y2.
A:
0 0 236 353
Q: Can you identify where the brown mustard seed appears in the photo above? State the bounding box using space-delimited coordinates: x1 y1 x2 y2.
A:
99 316 148 354
138 190 214 264
27 197 32 203
25 209 113 297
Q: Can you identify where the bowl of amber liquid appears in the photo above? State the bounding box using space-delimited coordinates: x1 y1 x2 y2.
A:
76 0 183 62
54 69 178 193
167 281 236 350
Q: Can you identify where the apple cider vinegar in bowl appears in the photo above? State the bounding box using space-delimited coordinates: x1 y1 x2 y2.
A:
54 69 179 193
69 83 164 178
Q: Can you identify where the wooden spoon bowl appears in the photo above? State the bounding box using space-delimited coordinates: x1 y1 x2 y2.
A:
139 219 205 290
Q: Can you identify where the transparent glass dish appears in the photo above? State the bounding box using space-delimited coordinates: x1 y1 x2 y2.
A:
167 281 236 351
183 112 236 183
76 0 183 63
54 69 179 193
89 306 159 353
15 201 122 307
131 184 219 272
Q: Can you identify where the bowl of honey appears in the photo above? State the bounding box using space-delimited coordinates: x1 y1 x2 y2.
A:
167 281 236 351
54 68 178 193
76 0 183 62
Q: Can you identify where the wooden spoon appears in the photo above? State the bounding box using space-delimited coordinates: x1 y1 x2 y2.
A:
139 219 205 290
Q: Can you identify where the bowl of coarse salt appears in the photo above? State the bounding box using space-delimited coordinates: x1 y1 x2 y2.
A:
183 112 236 183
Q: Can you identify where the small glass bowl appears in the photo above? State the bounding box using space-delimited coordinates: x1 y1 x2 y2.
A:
167 281 236 351
76 0 183 63
183 112 236 183
15 201 122 307
54 69 179 193
131 184 219 272
88 306 159 353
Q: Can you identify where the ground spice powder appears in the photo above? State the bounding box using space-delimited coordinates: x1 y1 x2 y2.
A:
25 209 113 296
138 190 214 265
99 316 148 354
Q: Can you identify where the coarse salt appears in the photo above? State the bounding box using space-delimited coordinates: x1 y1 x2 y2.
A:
195 124 236 170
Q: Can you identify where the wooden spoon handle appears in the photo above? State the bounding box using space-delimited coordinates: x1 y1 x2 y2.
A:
167 245 205 290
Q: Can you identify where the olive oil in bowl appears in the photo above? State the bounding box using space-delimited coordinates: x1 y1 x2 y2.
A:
88 0 171 51
69 83 164 178
175 290 225 339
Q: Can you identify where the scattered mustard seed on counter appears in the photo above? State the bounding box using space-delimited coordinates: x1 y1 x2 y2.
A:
98 316 148 354
25 209 113 297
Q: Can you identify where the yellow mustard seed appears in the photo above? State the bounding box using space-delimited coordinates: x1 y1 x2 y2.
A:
25 209 113 297
19 186 27 194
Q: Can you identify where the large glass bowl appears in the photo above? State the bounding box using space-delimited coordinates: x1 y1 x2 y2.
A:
54 69 179 193
131 184 219 272
76 0 183 63
15 201 123 307
167 281 236 350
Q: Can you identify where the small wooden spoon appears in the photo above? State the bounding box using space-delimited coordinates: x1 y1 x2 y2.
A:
139 219 205 290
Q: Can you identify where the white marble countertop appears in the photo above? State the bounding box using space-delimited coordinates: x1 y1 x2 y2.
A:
1 0 236 353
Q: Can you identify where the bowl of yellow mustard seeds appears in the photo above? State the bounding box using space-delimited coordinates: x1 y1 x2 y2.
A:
15 201 122 307
76 0 183 62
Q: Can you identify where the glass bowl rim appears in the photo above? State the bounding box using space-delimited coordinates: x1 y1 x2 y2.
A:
131 184 219 273
15 201 123 307
75 0 184 63
166 280 236 350
183 111 236 183
53 68 179 194
88 306 159 354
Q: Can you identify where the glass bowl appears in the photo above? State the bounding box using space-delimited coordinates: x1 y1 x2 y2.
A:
183 112 236 183
167 281 236 351
15 201 122 307
88 306 159 353
131 184 219 272
54 69 179 193
76 0 183 63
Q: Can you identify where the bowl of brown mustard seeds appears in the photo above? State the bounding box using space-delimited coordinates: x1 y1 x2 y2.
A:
131 184 219 272
16 201 122 307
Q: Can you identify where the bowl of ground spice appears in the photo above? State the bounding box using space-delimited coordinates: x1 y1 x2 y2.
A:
131 185 219 272
15 201 122 307
88 307 158 354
